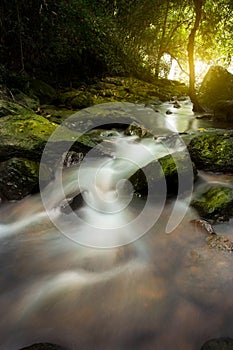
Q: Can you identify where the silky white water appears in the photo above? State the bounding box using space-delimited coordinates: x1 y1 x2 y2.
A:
1 102 233 350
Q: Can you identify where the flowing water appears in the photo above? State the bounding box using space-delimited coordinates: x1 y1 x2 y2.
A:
0 100 233 350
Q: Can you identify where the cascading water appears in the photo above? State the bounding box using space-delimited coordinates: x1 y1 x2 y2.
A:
1 102 233 350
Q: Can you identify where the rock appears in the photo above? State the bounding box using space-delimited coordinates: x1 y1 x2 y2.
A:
190 219 216 235
188 129 233 172
0 158 40 200
19 343 67 350
62 151 84 167
63 102 152 132
29 79 57 104
124 122 153 138
213 100 233 121
201 337 233 349
173 101 181 108
198 66 233 110
0 114 58 161
130 151 197 196
191 184 233 222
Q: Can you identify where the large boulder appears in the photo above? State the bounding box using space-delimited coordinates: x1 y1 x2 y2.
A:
57 77 188 109
0 158 40 200
188 129 233 172
130 152 197 196
198 66 233 110
198 66 233 121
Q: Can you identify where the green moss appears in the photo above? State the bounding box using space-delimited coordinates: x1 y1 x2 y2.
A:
130 152 196 196
0 114 57 140
188 130 233 172
191 185 233 222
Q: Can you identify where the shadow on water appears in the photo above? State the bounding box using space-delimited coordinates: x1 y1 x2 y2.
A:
0 100 233 350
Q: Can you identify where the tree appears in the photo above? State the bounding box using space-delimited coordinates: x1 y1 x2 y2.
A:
187 0 205 111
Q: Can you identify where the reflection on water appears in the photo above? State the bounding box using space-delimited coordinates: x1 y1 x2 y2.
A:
0 101 233 350
156 98 233 132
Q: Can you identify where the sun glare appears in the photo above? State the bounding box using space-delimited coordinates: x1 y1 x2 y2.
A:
194 60 210 83
168 58 210 84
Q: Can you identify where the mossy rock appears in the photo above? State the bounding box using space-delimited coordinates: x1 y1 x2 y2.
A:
0 114 58 161
29 79 57 104
198 66 233 110
0 158 40 200
130 152 197 196
63 102 148 132
191 184 233 222
188 129 233 172
59 90 94 109
213 100 233 121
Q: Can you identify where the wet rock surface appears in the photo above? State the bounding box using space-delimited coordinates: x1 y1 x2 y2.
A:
57 76 188 110
188 129 233 172
191 184 233 222
198 66 233 111
206 235 233 252
0 158 40 201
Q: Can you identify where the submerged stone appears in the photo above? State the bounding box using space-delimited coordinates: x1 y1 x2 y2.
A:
130 152 197 196
0 114 58 161
0 158 40 200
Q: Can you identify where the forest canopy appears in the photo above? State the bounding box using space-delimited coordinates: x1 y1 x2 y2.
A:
0 0 232 85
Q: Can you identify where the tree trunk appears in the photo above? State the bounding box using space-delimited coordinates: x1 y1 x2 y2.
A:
154 0 170 79
187 0 204 112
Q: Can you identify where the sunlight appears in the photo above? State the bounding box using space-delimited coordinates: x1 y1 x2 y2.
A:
168 58 210 85
194 59 210 84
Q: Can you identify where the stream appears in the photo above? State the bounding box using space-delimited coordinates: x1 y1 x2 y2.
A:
0 100 233 350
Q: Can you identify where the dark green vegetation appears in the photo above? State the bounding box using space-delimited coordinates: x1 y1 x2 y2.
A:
188 130 233 172
191 184 233 222
0 1 232 203
0 0 232 87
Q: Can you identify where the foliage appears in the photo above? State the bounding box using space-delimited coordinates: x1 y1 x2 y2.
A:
0 0 232 85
